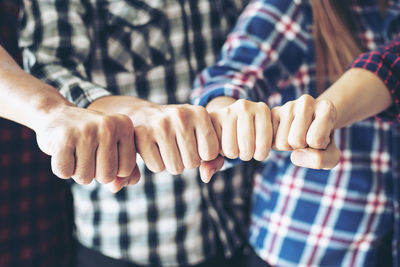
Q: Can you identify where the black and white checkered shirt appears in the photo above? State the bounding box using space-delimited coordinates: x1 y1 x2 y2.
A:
19 0 252 265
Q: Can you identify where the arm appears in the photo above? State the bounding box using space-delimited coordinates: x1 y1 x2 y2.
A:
20 0 219 177
0 46 138 192
262 39 400 169
192 0 309 181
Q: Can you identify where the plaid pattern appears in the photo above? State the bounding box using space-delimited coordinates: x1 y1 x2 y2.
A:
19 0 253 266
0 2 74 267
350 38 400 122
192 0 400 266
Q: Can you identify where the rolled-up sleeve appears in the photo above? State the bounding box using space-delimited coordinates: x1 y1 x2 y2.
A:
349 38 400 121
19 0 111 108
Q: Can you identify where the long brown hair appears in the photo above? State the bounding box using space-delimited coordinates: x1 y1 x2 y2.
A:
310 0 362 93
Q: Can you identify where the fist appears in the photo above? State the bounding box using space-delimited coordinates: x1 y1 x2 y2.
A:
35 106 139 192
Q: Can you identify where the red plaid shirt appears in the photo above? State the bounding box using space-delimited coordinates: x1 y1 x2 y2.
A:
0 1 74 266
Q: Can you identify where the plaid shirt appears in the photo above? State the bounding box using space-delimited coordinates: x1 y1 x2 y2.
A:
192 0 400 266
0 1 74 267
19 0 254 266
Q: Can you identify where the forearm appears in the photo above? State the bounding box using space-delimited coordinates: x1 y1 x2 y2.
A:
0 46 73 130
87 95 155 116
318 68 392 129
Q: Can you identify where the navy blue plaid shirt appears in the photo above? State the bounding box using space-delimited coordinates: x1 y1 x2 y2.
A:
193 0 400 266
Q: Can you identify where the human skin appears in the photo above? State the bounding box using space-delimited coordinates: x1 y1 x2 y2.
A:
0 46 139 192
88 96 220 175
200 68 393 182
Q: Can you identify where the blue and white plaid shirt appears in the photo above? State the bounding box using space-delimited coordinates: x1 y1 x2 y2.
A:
192 0 400 266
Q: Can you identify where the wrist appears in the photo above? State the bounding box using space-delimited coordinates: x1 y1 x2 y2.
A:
30 92 75 132
88 95 155 115
205 96 236 112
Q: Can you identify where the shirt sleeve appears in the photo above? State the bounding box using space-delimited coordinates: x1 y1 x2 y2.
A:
348 38 400 121
19 0 111 108
191 0 310 107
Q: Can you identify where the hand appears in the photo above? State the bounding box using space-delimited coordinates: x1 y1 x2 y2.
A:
131 102 220 175
271 94 340 169
209 99 273 161
34 106 139 192
199 98 273 182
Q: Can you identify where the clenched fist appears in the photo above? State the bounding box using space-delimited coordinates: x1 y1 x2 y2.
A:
35 106 139 192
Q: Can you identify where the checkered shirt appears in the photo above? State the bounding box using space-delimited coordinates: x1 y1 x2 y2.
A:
192 0 400 266
0 2 74 267
19 0 254 266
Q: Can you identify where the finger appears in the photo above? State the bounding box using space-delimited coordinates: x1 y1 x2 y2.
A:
116 118 136 177
157 137 184 175
237 113 255 161
176 129 201 169
306 100 336 149
209 113 223 155
272 106 294 151
288 106 314 149
290 136 340 170
108 165 141 193
254 105 273 161
199 155 225 183
195 113 220 161
51 146 76 179
73 138 97 185
95 140 118 184
135 128 165 173
221 116 239 159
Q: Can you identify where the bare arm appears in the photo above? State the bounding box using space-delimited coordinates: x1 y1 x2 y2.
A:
0 46 138 192
0 46 72 129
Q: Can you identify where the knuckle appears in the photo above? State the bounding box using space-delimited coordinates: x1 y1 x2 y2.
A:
271 106 280 117
307 135 329 149
298 94 315 105
116 114 134 137
52 164 73 179
201 146 219 161
288 136 307 149
282 101 295 113
73 175 93 185
274 139 292 151
256 101 270 114
168 165 184 175
223 147 239 159
148 164 165 173
81 123 98 142
194 105 209 120
253 150 269 161
235 99 250 112
295 94 315 113
184 156 201 169
318 100 336 118
97 168 118 184
99 116 117 139
119 161 136 177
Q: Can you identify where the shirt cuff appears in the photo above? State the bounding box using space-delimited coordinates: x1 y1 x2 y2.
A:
192 83 250 107
348 49 400 122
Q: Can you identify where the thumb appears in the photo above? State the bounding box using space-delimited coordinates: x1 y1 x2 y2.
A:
199 155 224 183
290 136 340 170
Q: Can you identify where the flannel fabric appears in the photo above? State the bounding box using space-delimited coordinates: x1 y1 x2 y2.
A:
350 38 400 121
0 1 74 267
192 0 400 266
19 0 254 266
